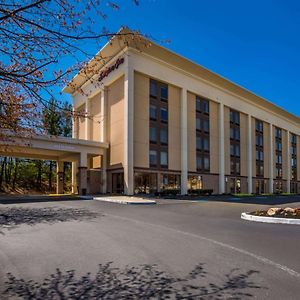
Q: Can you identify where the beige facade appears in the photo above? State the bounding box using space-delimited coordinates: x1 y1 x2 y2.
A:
64 29 300 195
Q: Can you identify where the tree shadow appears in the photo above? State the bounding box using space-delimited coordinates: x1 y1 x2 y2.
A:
2 263 265 299
0 207 99 229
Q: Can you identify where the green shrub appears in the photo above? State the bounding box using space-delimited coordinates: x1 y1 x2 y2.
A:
188 189 213 196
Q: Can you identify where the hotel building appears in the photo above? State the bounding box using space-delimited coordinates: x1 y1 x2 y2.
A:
64 28 300 195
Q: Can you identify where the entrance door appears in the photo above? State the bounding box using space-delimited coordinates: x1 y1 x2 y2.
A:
112 173 124 194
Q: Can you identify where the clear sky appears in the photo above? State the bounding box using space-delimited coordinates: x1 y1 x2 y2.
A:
67 1 300 117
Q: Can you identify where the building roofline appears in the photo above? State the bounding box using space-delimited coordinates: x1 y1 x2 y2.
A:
64 28 300 125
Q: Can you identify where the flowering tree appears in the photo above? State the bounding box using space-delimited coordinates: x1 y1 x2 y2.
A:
0 0 140 138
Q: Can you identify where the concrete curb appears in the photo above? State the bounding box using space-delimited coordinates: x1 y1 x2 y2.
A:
241 212 300 225
93 197 156 205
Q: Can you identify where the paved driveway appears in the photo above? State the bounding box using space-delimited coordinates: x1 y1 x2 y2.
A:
0 196 300 299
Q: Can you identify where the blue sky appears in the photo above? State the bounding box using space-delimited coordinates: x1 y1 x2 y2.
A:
67 0 300 117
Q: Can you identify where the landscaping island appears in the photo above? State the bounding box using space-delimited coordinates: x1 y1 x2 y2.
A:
241 207 300 225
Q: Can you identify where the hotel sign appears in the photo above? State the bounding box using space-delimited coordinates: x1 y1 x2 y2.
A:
98 57 124 82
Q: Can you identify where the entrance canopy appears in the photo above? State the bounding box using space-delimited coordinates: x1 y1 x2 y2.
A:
0 134 108 163
0 134 109 195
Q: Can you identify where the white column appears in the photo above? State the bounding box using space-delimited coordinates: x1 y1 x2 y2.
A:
85 99 90 140
286 130 291 193
72 107 77 139
71 161 77 194
219 103 225 194
180 88 188 195
269 124 274 193
247 115 253 194
124 55 134 195
102 151 107 194
100 88 107 143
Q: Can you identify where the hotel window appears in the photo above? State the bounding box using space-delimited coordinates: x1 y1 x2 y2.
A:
255 119 264 177
160 85 168 102
160 128 168 145
160 151 168 168
160 108 168 123
149 150 157 166
150 80 158 98
150 127 157 143
149 79 169 169
195 96 210 172
291 133 297 181
150 105 157 120
275 127 282 179
230 109 241 175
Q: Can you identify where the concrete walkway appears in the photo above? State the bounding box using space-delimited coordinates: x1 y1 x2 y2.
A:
92 195 156 205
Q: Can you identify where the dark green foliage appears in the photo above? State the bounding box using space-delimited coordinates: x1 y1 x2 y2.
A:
188 189 213 196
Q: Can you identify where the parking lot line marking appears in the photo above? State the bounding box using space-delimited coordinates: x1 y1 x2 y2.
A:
106 213 300 279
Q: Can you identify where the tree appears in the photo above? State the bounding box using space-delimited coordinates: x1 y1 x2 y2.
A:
0 0 140 139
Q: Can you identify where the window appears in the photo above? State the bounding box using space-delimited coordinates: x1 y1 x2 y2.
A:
150 127 157 143
203 100 209 114
196 98 201 112
150 80 157 98
256 135 263 146
291 158 297 167
256 120 263 132
160 85 168 101
203 119 209 132
275 127 282 139
203 157 210 170
276 166 282 178
160 108 168 123
291 134 297 144
196 155 202 170
276 141 282 151
256 150 263 161
196 118 201 130
256 164 264 177
196 97 209 113
196 137 203 150
231 144 240 157
230 110 240 124
230 128 240 140
160 128 168 145
160 151 168 167
203 138 209 151
150 105 157 120
149 150 157 166
276 154 282 164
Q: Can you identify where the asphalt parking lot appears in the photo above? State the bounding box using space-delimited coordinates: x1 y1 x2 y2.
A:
0 195 300 299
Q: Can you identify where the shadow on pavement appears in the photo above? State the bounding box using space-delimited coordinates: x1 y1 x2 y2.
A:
2 263 265 299
0 195 86 205
0 206 99 229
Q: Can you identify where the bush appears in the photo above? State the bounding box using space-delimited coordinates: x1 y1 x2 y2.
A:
188 189 213 196
155 189 180 197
